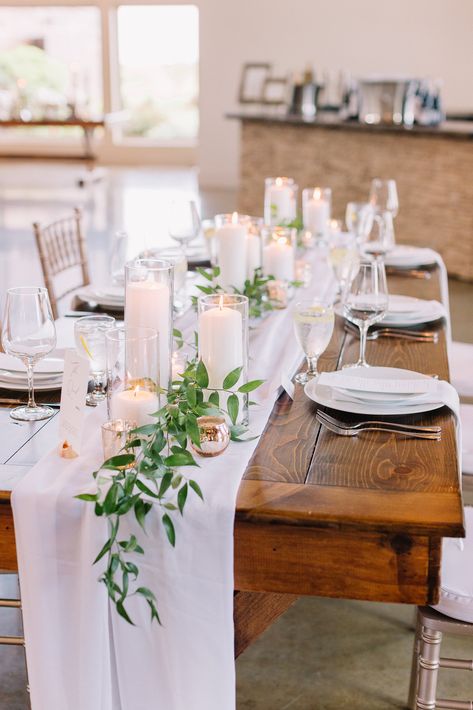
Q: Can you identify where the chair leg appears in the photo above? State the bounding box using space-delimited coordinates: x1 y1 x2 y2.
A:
416 625 443 710
408 609 422 709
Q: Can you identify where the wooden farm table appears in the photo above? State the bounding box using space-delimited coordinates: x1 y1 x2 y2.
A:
0 265 464 656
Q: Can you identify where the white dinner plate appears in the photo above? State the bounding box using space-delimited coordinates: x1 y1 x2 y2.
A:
77 285 125 309
336 296 445 328
0 378 63 392
384 245 437 268
304 366 445 416
0 353 64 375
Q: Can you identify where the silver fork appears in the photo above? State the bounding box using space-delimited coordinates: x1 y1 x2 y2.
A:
317 410 442 434
316 413 441 440
344 322 438 342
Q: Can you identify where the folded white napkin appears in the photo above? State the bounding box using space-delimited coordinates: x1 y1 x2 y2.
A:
318 372 439 395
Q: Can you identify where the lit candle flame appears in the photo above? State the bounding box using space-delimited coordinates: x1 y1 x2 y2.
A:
313 187 321 200
218 295 224 310
330 219 339 230
231 211 238 224
277 236 287 246
275 177 283 187
133 385 140 398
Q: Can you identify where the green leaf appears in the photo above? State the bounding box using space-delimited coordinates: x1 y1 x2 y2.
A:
131 423 157 436
187 384 197 409
177 483 188 515
171 474 183 489
158 471 173 498
227 393 239 425
116 600 134 625
94 537 113 564
189 479 204 501
162 513 176 547
186 413 201 448
197 267 214 282
102 454 135 470
135 478 160 499
163 502 177 510
119 535 137 552
212 266 220 278
103 483 119 515
164 451 198 468
208 391 220 407
75 493 98 502
136 586 156 602
195 360 209 389
124 561 139 578
110 553 120 575
196 284 217 295
238 379 264 393
134 499 152 531
223 366 243 390
116 493 140 516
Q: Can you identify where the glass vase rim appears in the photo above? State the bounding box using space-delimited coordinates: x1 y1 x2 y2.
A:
294 298 334 309
302 186 332 194
126 257 173 273
261 225 297 238
214 212 253 223
105 325 159 344
6 285 49 297
198 293 249 307
264 176 296 184
75 314 116 326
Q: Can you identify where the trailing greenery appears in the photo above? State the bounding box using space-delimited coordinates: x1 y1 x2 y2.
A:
192 266 302 319
77 359 263 625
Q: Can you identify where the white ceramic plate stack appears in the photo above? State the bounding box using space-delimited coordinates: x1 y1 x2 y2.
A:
304 367 446 416
383 294 445 327
76 285 125 310
384 245 437 268
0 353 64 392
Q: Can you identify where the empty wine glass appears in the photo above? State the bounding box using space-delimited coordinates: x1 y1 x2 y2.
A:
75 315 116 406
328 231 360 301
110 230 128 285
168 200 201 256
345 202 374 244
369 178 399 217
293 299 334 384
361 212 395 261
343 260 388 368
2 286 57 421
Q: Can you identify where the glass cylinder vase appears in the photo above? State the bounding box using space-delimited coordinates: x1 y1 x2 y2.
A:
264 177 298 226
302 187 331 239
213 213 250 292
138 247 187 316
245 216 264 281
197 293 249 426
106 326 160 427
262 226 296 282
125 258 173 392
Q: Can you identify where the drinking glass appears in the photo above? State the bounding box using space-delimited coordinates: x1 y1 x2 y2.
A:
109 230 128 285
293 300 334 384
345 202 374 244
1 286 57 421
168 200 201 255
369 178 399 216
328 231 360 301
361 212 395 261
343 261 388 368
75 315 116 406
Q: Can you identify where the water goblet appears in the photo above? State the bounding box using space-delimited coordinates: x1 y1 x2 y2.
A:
168 199 201 256
328 231 360 301
1 286 57 421
75 315 116 406
343 260 388 368
361 212 395 261
293 299 334 384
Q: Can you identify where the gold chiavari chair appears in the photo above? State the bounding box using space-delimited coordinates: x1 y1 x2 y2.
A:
33 207 90 319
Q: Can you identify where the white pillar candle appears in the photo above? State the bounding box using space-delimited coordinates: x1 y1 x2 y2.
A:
216 213 247 291
125 281 171 388
268 178 296 224
304 188 330 235
263 237 295 282
198 299 243 389
111 388 160 427
246 233 262 279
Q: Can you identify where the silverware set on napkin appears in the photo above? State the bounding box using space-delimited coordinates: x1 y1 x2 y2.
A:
316 410 442 440
344 321 439 343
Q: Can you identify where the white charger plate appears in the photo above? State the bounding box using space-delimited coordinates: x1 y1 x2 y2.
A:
0 353 64 375
384 245 437 268
304 366 445 416
77 285 125 309
0 378 62 392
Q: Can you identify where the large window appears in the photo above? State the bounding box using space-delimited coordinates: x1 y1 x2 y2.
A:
0 2 199 159
117 5 199 143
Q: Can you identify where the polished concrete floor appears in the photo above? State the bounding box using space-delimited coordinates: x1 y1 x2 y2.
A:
0 163 472 709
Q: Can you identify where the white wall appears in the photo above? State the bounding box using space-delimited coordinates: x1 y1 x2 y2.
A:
198 0 473 189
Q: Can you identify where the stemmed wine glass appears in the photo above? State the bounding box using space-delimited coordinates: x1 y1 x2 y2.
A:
2 286 57 421
361 212 395 261
328 231 360 302
109 230 128 285
168 200 201 256
369 178 399 216
293 299 334 384
345 202 374 245
343 260 388 368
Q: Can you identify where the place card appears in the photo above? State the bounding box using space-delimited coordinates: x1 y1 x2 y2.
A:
58 349 89 456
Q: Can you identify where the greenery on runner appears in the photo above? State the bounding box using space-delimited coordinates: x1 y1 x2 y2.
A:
77 358 263 626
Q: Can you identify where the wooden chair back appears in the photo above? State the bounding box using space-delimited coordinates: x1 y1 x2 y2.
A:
33 208 90 319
